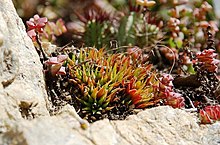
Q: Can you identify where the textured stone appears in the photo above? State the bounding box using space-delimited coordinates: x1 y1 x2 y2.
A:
214 0 220 18
111 106 202 145
1 117 93 145
0 1 220 145
0 0 49 122
1 106 220 145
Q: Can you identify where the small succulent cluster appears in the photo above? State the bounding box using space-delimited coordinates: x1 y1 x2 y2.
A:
26 14 66 43
45 55 68 76
26 14 48 41
193 26 220 74
195 30 220 124
43 46 193 122
73 8 113 49
23 0 220 125
164 0 217 49
26 14 67 64
70 0 160 49
196 49 219 73
152 0 218 72
173 28 220 124
199 105 220 124
41 19 67 42
155 74 185 108
64 47 161 121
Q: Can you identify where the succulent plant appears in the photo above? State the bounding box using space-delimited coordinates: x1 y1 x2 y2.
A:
70 0 161 50
45 55 68 76
63 47 162 121
199 105 220 124
41 18 67 42
117 10 161 48
26 14 48 41
74 9 113 49
154 73 185 108
23 1 220 125
26 14 66 44
196 49 219 73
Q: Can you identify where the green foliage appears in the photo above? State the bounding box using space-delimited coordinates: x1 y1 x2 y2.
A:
84 20 112 49
23 0 220 124
117 12 159 48
74 4 160 49
66 48 159 119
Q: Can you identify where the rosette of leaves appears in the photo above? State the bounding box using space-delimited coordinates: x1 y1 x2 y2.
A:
117 10 160 48
114 0 161 48
66 47 159 121
26 14 48 41
26 15 66 43
154 73 185 108
196 49 219 73
199 105 220 124
72 0 161 50
41 18 67 42
75 9 113 49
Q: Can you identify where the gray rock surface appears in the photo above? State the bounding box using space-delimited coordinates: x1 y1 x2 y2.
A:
214 0 220 18
0 0 49 123
1 106 220 145
0 0 220 145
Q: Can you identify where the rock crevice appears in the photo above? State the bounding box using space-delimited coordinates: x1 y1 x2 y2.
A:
0 1 219 145
0 0 49 122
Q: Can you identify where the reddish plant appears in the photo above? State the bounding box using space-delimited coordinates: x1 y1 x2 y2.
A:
155 74 185 108
199 105 220 124
124 78 142 105
26 14 48 41
165 92 185 108
45 55 68 76
42 18 67 42
196 49 220 73
26 15 66 43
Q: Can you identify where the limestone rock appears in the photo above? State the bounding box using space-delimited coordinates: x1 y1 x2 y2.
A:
1 106 220 145
0 1 220 145
214 0 220 18
0 0 49 122
1 117 93 145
